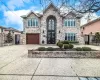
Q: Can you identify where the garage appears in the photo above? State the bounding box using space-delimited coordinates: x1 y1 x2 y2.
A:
26 34 39 44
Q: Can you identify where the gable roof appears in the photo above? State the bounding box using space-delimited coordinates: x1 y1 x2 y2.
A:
81 17 100 28
21 11 42 18
0 26 21 33
43 3 60 14
21 3 82 19
5 27 21 33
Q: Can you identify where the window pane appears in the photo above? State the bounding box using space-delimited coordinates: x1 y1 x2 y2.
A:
33 19 35 26
74 34 75 41
68 33 70 41
65 20 67 26
31 19 33 26
74 20 76 26
70 33 72 41
65 33 67 40
52 19 55 30
48 19 51 30
36 19 38 26
71 20 73 27
28 20 30 26
68 20 70 27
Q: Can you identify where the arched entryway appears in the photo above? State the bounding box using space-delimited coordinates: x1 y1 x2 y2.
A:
47 15 56 44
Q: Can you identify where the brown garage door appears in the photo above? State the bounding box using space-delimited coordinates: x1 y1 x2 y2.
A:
26 34 39 44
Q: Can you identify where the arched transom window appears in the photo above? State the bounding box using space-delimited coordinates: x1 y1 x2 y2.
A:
48 19 55 30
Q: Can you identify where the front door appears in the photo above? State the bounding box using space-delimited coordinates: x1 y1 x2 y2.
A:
47 16 56 44
85 35 90 44
15 35 20 44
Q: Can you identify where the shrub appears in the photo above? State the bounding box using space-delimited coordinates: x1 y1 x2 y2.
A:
75 47 83 51
69 41 79 44
63 40 69 44
46 47 54 51
82 47 91 51
7 32 13 43
56 41 60 46
60 41 64 44
64 44 69 49
58 42 63 48
38 47 46 51
69 44 74 49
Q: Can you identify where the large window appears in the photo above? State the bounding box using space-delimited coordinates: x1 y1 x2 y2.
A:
65 33 76 41
64 19 76 27
48 19 55 30
28 18 38 27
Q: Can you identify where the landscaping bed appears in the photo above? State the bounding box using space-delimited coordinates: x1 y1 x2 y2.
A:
28 40 100 58
28 50 100 58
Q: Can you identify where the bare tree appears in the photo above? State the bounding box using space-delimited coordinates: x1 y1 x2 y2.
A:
34 0 100 13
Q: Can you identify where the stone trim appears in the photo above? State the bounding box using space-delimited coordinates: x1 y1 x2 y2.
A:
28 50 100 58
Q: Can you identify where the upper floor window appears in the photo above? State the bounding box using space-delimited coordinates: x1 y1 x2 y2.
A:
64 19 76 27
28 18 38 27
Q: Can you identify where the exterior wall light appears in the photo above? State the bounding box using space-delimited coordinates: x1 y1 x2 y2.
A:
43 30 44 33
81 32 83 34
42 40 44 44
90 32 92 34
59 30 60 33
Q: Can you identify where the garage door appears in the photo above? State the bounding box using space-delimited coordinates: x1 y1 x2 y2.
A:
26 34 39 44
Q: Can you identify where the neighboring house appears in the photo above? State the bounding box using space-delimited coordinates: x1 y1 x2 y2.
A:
0 26 7 46
81 17 100 44
0 26 21 46
21 3 84 44
4 27 22 45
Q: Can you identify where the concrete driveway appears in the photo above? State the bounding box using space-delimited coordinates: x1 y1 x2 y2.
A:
0 45 100 80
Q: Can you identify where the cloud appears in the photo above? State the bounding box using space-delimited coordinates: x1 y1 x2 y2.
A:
7 0 31 10
0 0 31 11
0 0 41 31
3 7 41 31
4 10 30 31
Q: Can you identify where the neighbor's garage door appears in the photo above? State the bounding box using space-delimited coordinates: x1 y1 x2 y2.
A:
26 34 39 44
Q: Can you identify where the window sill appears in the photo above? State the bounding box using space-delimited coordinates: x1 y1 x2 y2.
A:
63 26 76 28
26 26 40 28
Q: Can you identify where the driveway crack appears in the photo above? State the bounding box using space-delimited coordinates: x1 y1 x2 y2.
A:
31 58 42 80
71 66 80 80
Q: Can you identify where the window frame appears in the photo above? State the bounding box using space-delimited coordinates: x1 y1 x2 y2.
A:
64 18 76 27
27 18 39 27
65 33 76 41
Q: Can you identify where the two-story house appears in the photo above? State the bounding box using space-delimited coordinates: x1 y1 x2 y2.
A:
21 3 84 44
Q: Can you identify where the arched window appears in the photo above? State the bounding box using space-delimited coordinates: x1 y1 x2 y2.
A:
48 19 55 30
47 16 56 44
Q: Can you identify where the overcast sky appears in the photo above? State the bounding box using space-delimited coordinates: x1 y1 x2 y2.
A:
0 0 99 31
